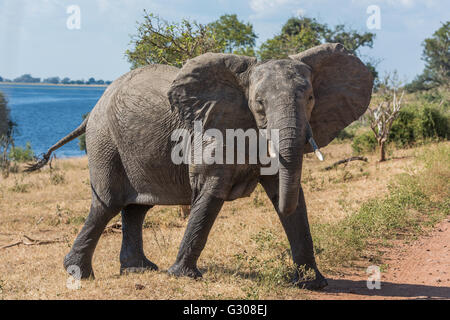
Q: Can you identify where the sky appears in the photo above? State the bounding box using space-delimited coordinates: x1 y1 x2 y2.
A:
0 0 448 82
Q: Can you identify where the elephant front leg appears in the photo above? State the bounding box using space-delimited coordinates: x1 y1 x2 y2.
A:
260 176 328 290
120 204 158 275
168 192 224 279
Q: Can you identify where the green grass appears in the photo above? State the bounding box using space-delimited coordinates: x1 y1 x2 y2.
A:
312 143 450 272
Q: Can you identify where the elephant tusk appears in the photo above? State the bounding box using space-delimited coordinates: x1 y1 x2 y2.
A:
308 137 324 162
305 121 324 162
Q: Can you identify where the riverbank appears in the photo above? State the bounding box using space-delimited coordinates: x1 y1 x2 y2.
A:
0 83 105 157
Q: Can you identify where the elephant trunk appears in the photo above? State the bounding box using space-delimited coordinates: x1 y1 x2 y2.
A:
269 109 304 216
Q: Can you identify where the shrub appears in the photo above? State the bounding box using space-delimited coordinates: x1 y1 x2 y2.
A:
389 109 416 147
351 131 377 154
389 106 449 147
355 104 449 154
1 91 16 172
335 128 355 141
9 142 35 162
414 106 449 140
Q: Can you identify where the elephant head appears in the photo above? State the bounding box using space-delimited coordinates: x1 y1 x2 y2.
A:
168 43 373 216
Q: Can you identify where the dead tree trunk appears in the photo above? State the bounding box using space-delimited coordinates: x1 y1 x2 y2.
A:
379 140 386 162
369 89 405 162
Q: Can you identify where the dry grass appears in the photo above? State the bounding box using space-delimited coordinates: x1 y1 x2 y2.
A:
0 141 447 300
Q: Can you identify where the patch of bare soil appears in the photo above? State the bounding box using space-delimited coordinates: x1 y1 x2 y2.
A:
309 219 450 300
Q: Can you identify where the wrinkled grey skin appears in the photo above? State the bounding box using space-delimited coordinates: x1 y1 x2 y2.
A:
31 43 373 290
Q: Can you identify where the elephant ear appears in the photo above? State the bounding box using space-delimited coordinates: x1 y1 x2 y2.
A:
168 53 257 130
290 43 374 150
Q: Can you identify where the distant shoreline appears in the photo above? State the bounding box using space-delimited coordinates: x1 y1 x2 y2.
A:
0 82 109 88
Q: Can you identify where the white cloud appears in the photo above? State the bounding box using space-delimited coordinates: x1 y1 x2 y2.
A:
250 0 295 12
294 8 306 17
352 0 439 8
249 0 306 19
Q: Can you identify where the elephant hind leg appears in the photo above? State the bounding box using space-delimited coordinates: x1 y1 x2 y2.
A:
120 204 158 275
64 193 122 279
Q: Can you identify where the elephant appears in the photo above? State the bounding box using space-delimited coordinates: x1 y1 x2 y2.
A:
28 43 373 290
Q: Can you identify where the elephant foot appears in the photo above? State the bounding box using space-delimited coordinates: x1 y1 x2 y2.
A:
120 257 158 275
293 269 328 291
64 251 95 280
168 263 202 279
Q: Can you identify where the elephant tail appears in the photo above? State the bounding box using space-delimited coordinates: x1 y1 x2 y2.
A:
24 114 90 172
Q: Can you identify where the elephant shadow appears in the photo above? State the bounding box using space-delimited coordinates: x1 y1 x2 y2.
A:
322 279 450 299
204 266 450 299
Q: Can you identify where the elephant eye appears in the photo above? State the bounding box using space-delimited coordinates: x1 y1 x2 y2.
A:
308 95 314 101
255 99 264 111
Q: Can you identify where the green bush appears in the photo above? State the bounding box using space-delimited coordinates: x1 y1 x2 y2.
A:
351 131 377 154
354 104 449 154
9 142 35 162
420 89 446 105
389 106 449 147
335 128 355 141
389 109 416 147
414 106 449 140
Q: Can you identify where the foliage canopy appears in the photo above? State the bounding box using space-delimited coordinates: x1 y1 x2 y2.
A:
258 17 375 59
407 21 449 92
125 12 257 68
126 13 375 72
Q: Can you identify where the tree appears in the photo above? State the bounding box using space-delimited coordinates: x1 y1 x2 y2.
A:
259 17 323 60
407 21 449 92
322 24 375 55
14 74 40 83
43 77 60 84
0 76 3 82
368 72 406 162
0 91 16 173
258 17 375 67
207 14 257 56
126 11 224 68
61 77 71 84
125 12 258 68
87 77 96 85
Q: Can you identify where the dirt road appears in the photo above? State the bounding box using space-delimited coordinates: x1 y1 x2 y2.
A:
309 219 450 300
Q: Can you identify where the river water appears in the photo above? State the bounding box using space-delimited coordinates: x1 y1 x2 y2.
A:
0 84 106 157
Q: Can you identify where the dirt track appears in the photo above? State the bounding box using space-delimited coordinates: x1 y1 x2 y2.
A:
309 219 450 300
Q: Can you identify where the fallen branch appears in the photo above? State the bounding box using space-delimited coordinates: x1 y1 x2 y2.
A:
0 241 23 250
103 221 122 234
0 235 64 250
325 157 368 171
